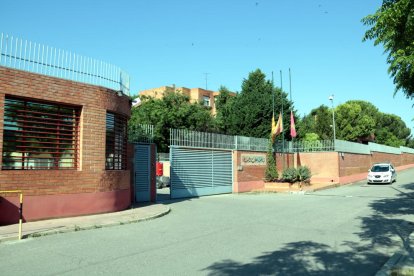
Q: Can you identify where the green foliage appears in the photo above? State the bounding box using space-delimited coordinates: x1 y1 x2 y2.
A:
264 138 278 182
282 167 297 183
129 91 214 152
298 105 333 140
297 166 311 183
335 101 378 141
282 166 311 184
224 69 296 139
406 136 414 148
375 113 411 147
303 133 320 142
214 86 236 133
362 0 414 99
332 100 411 146
300 100 412 147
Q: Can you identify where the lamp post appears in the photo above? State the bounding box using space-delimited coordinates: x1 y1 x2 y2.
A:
329 95 336 147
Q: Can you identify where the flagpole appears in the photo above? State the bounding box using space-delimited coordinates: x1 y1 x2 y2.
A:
272 71 275 115
290 68 293 145
289 68 292 102
280 70 285 170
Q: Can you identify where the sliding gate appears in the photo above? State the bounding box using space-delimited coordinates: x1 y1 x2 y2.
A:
170 147 233 199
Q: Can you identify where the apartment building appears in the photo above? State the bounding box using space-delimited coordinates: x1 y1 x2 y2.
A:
139 86 236 115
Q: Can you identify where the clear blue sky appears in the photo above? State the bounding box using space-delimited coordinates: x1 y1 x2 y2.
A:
2 0 413 131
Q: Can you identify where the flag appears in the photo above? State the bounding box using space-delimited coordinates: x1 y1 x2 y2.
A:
290 111 297 138
271 113 283 141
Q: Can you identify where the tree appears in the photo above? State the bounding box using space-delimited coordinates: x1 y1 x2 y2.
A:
264 137 278 182
362 0 414 99
300 99 413 147
335 101 378 141
297 105 333 140
225 69 296 140
375 113 411 146
129 91 214 152
214 86 236 134
303 133 320 142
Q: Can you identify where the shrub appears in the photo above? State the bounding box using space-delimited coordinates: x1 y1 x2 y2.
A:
297 166 311 184
264 139 278 182
282 167 297 183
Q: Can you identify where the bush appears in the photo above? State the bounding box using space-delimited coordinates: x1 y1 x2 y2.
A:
282 167 297 183
264 139 278 182
297 166 311 184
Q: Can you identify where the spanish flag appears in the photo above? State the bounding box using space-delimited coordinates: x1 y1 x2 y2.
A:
271 113 283 142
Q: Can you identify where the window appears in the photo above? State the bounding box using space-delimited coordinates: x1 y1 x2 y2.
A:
105 112 127 170
2 97 80 170
203 95 210 107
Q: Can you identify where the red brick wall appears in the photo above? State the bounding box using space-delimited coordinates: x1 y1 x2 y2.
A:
339 153 371 177
275 153 294 173
231 149 414 192
0 67 131 223
402 153 414 165
371 152 402 167
296 152 339 183
233 151 267 192
235 151 267 182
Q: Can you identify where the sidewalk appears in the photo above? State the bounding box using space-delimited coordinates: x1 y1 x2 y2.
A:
251 182 341 194
0 203 170 243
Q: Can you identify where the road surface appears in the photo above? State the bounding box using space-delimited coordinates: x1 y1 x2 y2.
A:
1 169 414 275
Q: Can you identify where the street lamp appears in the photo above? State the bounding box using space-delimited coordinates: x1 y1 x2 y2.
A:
329 95 336 145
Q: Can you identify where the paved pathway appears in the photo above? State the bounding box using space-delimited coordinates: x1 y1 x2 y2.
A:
0 204 170 242
1 169 414 275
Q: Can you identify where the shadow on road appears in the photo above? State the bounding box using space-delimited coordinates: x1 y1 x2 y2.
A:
203 182 414 275
357 182 414 255
203 241 382 275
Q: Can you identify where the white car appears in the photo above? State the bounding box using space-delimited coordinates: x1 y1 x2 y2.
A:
367 163 397 184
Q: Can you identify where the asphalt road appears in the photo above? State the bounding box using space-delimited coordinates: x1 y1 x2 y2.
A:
2 169 414 275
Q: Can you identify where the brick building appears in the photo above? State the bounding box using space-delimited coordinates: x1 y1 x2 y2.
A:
0 35 131 225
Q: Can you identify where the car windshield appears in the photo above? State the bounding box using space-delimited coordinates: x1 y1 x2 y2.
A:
371 165 390 172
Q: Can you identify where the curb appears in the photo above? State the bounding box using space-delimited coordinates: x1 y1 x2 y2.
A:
375 221 414 276
306 183 341 193
1 206 171 243
375 251 405 276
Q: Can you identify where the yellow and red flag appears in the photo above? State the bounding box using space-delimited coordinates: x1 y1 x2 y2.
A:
271 113 283 141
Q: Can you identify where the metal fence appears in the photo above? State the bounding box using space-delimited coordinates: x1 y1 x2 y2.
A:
0 33 130 95
275 139 335 153
128 124 154 144
167 128 414 155
170 129 269 152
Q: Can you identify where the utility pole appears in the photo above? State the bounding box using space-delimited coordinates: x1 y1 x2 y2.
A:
204 73 210 90
329 94 336 149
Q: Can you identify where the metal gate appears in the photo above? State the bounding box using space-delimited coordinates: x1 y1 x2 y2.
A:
134 144 151 202
170 147 233 199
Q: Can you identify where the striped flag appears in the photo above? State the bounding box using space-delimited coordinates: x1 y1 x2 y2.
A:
272 113 283 141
